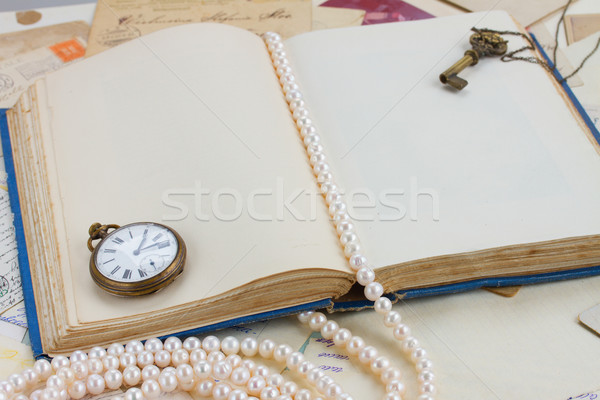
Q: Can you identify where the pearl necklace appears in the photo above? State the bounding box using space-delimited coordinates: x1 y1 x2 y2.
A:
0 33 436 400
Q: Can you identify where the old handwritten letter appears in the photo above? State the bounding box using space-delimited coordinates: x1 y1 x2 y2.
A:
86 0 311 57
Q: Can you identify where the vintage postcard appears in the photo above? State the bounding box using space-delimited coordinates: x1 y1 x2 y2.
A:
86 0 312 57
0 21 89 62
0 38 86 109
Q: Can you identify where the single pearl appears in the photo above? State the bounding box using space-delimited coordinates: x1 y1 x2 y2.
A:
124 387 144 400
175 364 195 383
285 352 304 371
374 297 393 314
258 339 276 359
246 376 266 396
339 231 357 246
273 344 293 363
189 348 207 364
104 369 123 390
295 389 312 400
69 351 87 363
88 347 107 359
283 82 299 93
163 337 183 352
141 380 160 399
228 389 249 400
56 367 75 385
202 336 220 352
358 346 378 365
320 320 340 340
333 328 352 347
8 375 26 395
286 90 302 103
182 336 202 352
158 371 177 393
280 381 298 396
46 376 66 391
348 254 368 271
308 312 327 331
386 380 406 395
30 389 42 400
344 240 362 258
384 311 402 327
310 153 326 167
153 350 171 368
333 210 350 225
279 72 294 85
70 361 88 380
226 354 242 368
416 358 434 371
370 356 391 375
346 336 366 356
107 343 125 357
381 367 402 385
393 323 410 341
123 366 141 386
141 365 160 381
22 368 39 386
289 99 305 111
34 359 53 380
221 336 240 356
66 381 86 400
297 361 314 378
325 383 343 398
293 107 309 121
85 374 105 395
86 358 103 375
241 338 258 357
420 382 437 395
356 267 375 286
384 393 403 400
316 170 332 184
260 386 280 399
411 347 428 363
267 374 284 388
213 360 232 380
193 360 212 380
102 355 119 371
144 338 163 353
336 220 354 235
401 337 420 353
171 348 190 366
302 126 318 140
231 366 251 386
125 340 144 355
51 356 70 371
267 41 283 52
194 379 214 397
136 350 154 368
418 369 435 383
304 132 320 147
253 365 270 378
365 282 384 301
297 311 314 324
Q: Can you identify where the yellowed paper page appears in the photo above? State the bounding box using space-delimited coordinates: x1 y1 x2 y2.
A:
0 337 33 377
38 23 346 324
565 14 600 44
86 0 311 57
285 11 600 271
441 0 566 26
312 6 364 30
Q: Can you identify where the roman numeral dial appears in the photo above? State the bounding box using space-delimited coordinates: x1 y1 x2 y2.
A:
90 222 185 296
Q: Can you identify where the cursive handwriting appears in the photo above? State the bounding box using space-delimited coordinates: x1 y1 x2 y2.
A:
314 338 335 348
317 352 349 360
259 8 292 21
119 14 194 25
201 12 252 23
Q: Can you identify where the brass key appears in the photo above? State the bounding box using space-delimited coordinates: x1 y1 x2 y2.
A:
440 30 508 90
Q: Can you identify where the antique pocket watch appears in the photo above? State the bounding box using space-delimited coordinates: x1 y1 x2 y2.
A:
87 222 186 296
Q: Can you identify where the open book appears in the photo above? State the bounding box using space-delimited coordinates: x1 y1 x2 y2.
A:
2 10 600 357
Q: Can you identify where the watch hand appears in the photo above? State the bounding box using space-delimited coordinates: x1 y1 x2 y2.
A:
139 240 170 252
133 228 149 256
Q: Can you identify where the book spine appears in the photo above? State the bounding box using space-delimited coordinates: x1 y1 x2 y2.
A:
0 109 45 358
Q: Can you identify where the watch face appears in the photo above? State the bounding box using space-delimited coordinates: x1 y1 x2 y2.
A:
94 223 179 283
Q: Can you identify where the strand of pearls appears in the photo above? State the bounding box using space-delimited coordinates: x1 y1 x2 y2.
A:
262 32 436 400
